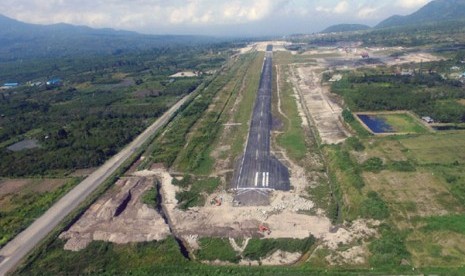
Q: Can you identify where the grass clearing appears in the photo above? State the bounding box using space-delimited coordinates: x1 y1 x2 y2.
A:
141 181 158 209
363 170 461 225
195 238 240 263
407 230 465 267
399 132 465 165
382 113 429 133
174 54 256 175
0 177 80 247
324 145 365 221
243 236 315 261
175 177 221 209
275 56 307 162
17 238 187 275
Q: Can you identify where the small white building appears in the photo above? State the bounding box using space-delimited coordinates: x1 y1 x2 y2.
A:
422 116 434 124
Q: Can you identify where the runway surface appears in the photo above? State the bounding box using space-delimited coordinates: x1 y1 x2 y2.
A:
233 45 290 205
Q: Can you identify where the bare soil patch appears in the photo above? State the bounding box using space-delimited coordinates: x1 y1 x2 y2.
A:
69 168 97 177
150 166 378 265
291 65 350 144
60 176 170 251
0 178 68 196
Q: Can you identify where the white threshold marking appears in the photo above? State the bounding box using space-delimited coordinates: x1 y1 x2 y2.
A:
254 172 259 187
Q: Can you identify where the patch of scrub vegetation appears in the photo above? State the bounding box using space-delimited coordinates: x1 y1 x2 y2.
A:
422 215 465 234
342 109 372 137
398 132 465 165
16 238 188 275
325 144 366 221
0 178 80 247
369 225 410 268
174 53 257 175
175 177 220 210
195 238 240 263
345 137 365 151
141 181 158 208
360 191 390 220
242 236 315 261
387 160 416 172
275 62 307 162
361 157 384 172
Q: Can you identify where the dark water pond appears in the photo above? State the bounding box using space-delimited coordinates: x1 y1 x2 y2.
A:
357 114 394 133
7 139 40 152
433 125 465 131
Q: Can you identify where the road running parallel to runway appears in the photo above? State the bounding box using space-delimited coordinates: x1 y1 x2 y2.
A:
0 95 191 276
233 45 290 206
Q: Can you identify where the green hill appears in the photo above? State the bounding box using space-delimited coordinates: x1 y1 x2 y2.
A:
377 0 465 28
0 14 217 61
321 24 371 33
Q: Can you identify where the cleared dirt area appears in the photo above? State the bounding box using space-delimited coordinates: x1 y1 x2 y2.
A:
169 71 199 78
291 65 349 144
0 178 69 196
151 166 378 264
60 175 170 251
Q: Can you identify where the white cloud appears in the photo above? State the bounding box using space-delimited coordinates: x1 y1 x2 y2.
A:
316 0 349 15
357 6 378 18
395 0 430 9
334 1 349 14
0 0 288 29
0 0 437 35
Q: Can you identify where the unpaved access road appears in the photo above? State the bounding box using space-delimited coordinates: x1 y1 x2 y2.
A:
0 95 191 276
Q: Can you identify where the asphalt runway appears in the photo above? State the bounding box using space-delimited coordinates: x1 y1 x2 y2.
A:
233 45 290 205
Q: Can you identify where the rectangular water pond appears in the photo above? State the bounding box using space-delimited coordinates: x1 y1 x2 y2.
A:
357 114 394 133
357 113 429 134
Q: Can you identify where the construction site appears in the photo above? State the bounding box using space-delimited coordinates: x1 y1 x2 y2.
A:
58 42 443 266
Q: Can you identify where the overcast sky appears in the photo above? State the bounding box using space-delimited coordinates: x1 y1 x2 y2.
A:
0 0 432 36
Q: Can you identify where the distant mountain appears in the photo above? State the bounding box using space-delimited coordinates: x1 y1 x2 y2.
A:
0 14 216 61
321 24 371 33
376 0 465 28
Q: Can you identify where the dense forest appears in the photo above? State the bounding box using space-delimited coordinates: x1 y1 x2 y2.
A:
331 53 465 123
0 44 234 176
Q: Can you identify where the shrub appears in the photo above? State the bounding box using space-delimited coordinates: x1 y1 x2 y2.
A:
362 157 384 172
243 236 315 260
388 160 416 172
369 225 409 267
360 191 390 220
342 109 355 123
346 137 365 151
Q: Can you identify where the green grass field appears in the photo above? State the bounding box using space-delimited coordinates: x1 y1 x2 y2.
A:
399 131 465 164
275 55 308 162
381 113 430 134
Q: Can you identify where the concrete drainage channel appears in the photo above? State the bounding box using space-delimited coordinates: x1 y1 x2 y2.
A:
155 180 191 260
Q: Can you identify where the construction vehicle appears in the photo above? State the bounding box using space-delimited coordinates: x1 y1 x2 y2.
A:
210 196 222 206
259 224 271 235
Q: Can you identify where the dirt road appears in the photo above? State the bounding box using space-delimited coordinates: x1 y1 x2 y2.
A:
0 94 191 275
